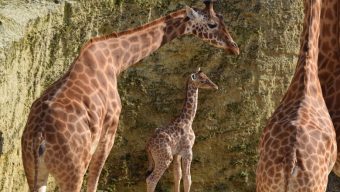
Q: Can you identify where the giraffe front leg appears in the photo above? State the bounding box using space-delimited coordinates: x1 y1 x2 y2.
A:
86 121 119 192
182 152 192 192
173 155 182 192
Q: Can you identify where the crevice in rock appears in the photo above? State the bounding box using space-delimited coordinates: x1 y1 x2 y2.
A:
0 131 3 156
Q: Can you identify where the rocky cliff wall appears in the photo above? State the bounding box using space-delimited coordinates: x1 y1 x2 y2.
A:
1 0 331 191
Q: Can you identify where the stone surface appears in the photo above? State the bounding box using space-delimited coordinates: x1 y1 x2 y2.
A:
0 0 338 192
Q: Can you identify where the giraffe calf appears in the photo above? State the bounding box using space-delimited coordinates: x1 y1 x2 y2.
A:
145 68 218 192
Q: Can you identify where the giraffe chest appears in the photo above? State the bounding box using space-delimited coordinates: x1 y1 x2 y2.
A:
172 129 195 155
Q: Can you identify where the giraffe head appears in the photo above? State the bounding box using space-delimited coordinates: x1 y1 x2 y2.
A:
190 67 218 90
185 0 239 55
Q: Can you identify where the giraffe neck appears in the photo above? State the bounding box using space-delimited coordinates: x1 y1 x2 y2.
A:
283 0 322 102
79 9 190 74
317 0 339 89
117 11 189 72
179 81 198 124
318 0 339 57
304 0 321 86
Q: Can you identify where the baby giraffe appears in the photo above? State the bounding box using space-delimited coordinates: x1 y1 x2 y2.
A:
146 68 218 192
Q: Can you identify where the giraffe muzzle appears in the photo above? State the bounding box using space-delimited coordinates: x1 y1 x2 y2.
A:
213 84 218 90
227 41 240 55
209 81 218 90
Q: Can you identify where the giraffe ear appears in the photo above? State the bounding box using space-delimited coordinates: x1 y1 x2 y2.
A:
185 6 199 19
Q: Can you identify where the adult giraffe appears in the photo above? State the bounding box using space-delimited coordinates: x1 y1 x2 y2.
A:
21 1 239 192
318 0 340 177
256 0 337 191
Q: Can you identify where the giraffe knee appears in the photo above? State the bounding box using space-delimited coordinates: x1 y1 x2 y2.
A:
146 176 157 192
146 175 157 188
146 172 155 183
184 174 191 184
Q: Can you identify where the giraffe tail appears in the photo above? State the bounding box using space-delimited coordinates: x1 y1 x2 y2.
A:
146 148 154 178
285 149 304 192
32 132 45 192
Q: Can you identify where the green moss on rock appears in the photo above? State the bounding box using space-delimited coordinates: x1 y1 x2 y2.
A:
3 1 338 192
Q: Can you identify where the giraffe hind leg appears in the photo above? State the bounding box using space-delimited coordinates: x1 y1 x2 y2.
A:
24 153 49 192
146 159 172 192
22 139 49 192
35 155 49 192
146 150 173 192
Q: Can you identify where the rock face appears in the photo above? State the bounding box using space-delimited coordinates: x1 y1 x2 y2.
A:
2 0 337 192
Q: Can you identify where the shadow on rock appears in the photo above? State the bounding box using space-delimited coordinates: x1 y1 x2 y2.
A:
0 131 3 155
327 172 340 192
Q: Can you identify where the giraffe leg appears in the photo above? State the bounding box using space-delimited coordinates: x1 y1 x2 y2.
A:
173 155 182 192
22 154 36 192
23 158 49 192
146 151 173 192
86 125 118 192
56 171 85 192
35 156 49 192
182 155 192 192
44 132 92 192
49 158 87 192
22 142 49 192
146 148 154 176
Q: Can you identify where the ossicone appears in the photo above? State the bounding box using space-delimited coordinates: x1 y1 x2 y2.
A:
203 0 217 12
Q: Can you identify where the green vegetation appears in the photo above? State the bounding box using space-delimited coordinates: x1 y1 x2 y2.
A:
0 0 308 191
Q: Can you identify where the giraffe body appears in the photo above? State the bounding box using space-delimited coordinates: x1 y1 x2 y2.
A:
146 69 218 192
256 0 337 191
317 0 340 176
21 1 238 192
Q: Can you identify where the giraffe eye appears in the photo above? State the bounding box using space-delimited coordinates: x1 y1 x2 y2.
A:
191 74 197 80
208 23 217 28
